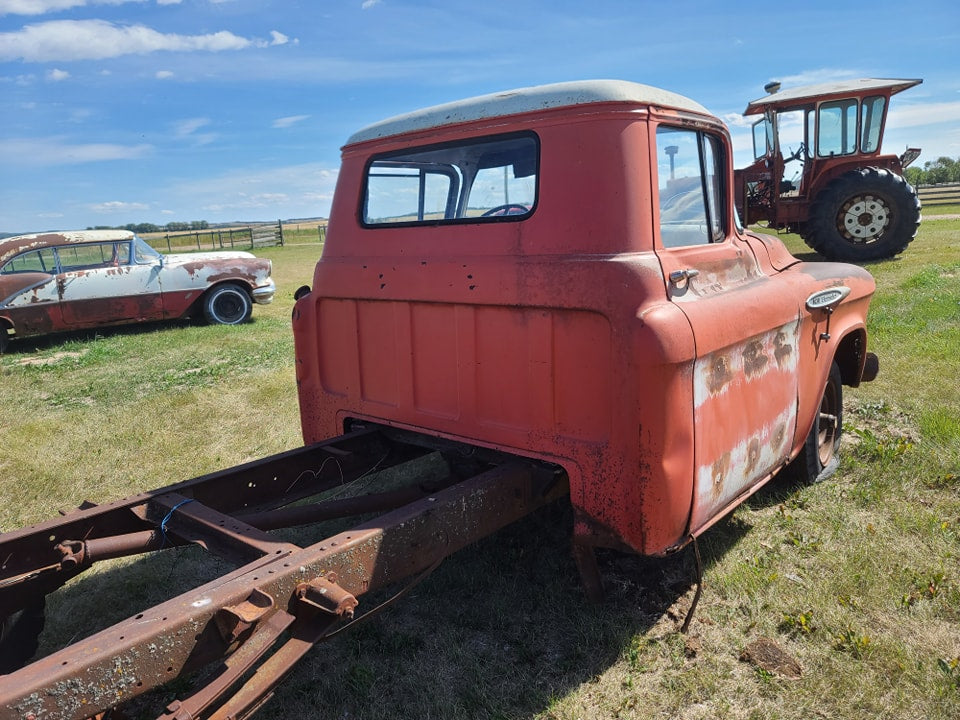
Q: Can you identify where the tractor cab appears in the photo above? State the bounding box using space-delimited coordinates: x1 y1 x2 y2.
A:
735 78 922 262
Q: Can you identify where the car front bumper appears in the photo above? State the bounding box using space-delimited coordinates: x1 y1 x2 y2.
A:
252 280 276 305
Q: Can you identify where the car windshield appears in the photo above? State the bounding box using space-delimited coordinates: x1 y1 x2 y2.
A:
134 236 163 263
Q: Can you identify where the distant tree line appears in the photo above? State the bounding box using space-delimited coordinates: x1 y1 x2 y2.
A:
905 156 960 186
86 221 210 233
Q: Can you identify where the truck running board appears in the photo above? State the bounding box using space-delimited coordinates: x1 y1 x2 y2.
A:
0 426 567 720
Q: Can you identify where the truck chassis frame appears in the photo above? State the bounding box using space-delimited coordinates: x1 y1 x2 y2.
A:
0 425 567 719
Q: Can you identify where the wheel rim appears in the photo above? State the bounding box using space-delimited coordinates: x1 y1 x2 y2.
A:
215 292 244 323
816 379 840 467
837 193 891 243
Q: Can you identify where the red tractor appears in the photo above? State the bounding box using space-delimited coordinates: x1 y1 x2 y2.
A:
735 78 922 261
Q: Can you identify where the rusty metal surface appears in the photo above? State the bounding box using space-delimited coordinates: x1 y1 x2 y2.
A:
0 428 423 619
0 433 566 720
294 90 877 559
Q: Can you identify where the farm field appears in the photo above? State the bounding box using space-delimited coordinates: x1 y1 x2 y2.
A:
1 221 958 719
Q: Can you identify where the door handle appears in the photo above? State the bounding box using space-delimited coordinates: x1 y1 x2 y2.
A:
669 268 700 284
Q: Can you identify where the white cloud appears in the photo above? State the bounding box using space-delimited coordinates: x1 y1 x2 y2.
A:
887 101 960 130
361 0 381 8
774 69 863 88
173 117 209 135
171 117 217 146
272 114 309 129
0 1 145 16
0 136 153 165
46 67 69 81
89 200 150 213
269 30 289 46
155 69 173 79
167 163 339 218
0 19 268 62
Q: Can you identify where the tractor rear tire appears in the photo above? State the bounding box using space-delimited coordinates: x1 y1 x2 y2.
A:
804 168 920 262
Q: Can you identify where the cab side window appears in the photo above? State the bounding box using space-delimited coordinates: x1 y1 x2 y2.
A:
656 126 725 247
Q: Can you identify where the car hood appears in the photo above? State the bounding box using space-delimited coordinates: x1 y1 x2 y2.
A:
162 251 257 266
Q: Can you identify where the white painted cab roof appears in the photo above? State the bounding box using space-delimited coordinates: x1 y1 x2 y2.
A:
347 80 711 145
745 78 922 115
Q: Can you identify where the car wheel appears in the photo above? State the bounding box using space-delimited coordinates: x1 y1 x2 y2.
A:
784 362 843 485
0 325 9 354
203 284 253 325
0 598 45 674
804 168 920 262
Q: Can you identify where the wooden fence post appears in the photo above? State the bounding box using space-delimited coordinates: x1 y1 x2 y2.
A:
278 219 284 246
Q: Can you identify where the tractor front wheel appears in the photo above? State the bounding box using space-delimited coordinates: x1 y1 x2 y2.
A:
804 168 920 262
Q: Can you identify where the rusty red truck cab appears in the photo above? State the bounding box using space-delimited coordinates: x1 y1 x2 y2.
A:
293 80 876 558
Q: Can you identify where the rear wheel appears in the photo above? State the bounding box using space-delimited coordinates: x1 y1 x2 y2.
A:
203 283 253 325
804 168 920 262
785 362 843 485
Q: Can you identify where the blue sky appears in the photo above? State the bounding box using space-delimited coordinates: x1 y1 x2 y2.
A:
1 0 958 234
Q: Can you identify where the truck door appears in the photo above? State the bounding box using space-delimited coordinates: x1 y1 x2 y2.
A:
653 125 800 535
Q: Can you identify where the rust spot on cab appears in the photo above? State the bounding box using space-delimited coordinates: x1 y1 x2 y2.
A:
774 330 792 368
711 452 730 500
772 422 786 449
742 340 768 377
706 354 734 394
744 438 761 476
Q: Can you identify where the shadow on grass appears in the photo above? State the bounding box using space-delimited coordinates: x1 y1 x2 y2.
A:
259 503 752 719
21 484 753 720
3 318 199 355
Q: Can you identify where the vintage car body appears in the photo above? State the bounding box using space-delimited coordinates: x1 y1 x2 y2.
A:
0 229 274 350
293 79 878 557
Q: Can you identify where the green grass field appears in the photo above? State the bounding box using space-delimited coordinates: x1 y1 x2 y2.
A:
1 223 958 719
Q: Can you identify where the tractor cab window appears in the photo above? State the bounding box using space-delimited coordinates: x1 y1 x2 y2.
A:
362 133 538 226
861 96 886 153
656 126 725 247
752 118 771 160
817 99 858 157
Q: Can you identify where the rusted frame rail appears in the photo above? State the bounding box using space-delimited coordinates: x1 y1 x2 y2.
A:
0 427 567 719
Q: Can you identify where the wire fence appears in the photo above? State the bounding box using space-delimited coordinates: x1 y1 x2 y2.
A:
143 220 327 253
917 183 960 207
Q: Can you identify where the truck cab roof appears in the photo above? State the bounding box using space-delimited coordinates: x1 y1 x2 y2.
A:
347 79 711 145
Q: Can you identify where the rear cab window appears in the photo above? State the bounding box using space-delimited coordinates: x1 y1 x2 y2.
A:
363 132 538 226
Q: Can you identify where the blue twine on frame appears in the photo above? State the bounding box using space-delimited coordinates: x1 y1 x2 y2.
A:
159 498 195 547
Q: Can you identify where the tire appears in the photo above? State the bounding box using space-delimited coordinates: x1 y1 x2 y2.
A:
203 283 253 325
784 362 843 485
0 599 46 674
804 168 920 262
0 326 8 355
